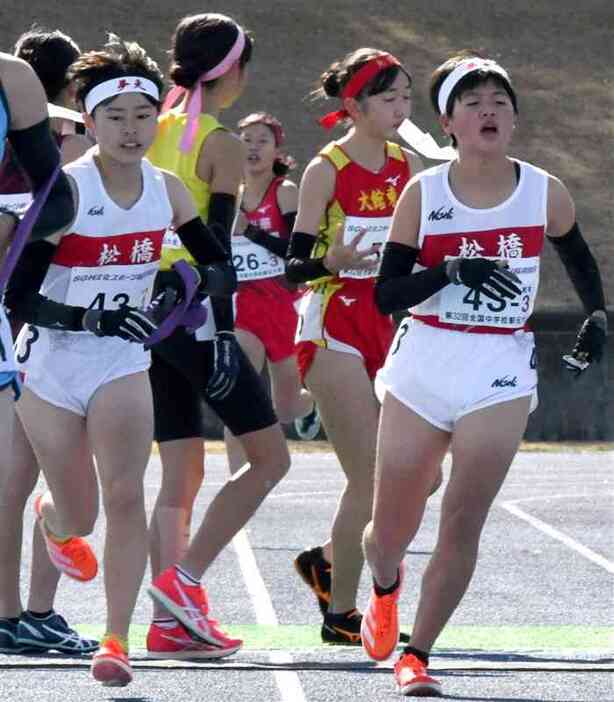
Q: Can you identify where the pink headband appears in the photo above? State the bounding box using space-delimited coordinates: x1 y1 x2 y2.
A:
163 26 246 153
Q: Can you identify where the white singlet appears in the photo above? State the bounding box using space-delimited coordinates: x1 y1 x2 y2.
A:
15 149 173 415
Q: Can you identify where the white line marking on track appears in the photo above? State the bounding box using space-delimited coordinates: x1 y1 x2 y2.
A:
500 497 614 574
233 529 307 702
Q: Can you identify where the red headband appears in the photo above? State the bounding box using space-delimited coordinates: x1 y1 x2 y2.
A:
318 53 401 130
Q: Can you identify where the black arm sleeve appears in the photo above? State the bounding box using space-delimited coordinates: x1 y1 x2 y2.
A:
283 212 297 235
8 118 75 241
207 193 237 333
4 240 85 330
547 223 606 315
208 193 236 244
175 217 229 265
374 241 450 315
243 224 289 258
285 231 332 284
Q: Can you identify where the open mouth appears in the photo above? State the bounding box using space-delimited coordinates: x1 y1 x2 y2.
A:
480 124 499 135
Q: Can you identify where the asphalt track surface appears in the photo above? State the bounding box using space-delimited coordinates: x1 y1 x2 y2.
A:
1 447 612 701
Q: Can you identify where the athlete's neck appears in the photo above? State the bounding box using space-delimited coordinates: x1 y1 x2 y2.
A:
338 128 388 173
94 150 144 210
242 171 275 210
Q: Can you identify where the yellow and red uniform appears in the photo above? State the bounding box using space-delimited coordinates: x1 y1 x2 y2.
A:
295 141 411 382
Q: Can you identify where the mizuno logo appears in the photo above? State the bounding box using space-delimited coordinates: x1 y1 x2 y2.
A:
257 205 271 214
87 206 104 216
385 175 401 187
339 296 357 307
428 206 454 221
491 375 518 388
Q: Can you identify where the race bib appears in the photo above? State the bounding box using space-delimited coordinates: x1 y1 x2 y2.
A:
65 262 159 311
340 216 391 279
231 234 285 281
0 192 32 216
438 257 539 329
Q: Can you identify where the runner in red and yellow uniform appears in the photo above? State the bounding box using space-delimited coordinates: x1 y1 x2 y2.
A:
286 48 422 643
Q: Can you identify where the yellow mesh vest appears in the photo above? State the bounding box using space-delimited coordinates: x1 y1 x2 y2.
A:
147 111 225 270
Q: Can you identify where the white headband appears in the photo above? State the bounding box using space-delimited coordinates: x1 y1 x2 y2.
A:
84 76 160 115
437 58 511 115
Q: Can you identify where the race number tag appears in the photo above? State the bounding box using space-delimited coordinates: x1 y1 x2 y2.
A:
0 192 32 216
438 257 539 328
231 234 285 281
340 216 391 279
65 262 159 311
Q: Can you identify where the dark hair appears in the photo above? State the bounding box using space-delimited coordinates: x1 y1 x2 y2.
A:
69 34 164 113
169 13 253 89
14 26 80 102
317 47 411 102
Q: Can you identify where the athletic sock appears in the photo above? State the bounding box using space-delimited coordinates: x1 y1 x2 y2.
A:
374 569 400 596
27 610 53 620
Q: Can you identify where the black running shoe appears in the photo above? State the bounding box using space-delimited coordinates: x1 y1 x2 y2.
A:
322 609 411 646
0 618 24 654
294 546 331 615
321 609 362 645
17 611 99 654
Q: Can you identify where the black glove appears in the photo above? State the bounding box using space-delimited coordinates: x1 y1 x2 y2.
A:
562 313 607 375
447 258 522 301
206 331 240 400
82 306 157 342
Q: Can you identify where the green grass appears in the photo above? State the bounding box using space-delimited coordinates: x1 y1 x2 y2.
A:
76 624 612 652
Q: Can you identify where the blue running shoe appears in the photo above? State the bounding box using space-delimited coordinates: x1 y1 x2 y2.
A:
17 611 99 654
0 618 24 654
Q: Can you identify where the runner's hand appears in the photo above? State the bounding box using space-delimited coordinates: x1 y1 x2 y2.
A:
446 258 522 301
323 223 380 275
206 331 240 400
562 311 607 375
82 306 157 342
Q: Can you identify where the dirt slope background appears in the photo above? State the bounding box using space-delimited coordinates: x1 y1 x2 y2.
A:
2 0 612 309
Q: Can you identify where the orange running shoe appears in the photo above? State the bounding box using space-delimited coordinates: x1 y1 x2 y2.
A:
91 634 132 687
148 567 243 650
360 563 404 661
394 652 442 697
34 495 97 582
146 620 241 660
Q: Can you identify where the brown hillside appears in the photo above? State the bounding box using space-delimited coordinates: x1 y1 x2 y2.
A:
3 0 612 310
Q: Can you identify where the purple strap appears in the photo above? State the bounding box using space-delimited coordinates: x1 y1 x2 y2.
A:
143 259 201 349
0 164 61 292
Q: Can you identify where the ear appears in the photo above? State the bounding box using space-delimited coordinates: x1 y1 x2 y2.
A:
343 96 364 122
439 113 453 137
83 112 96 135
